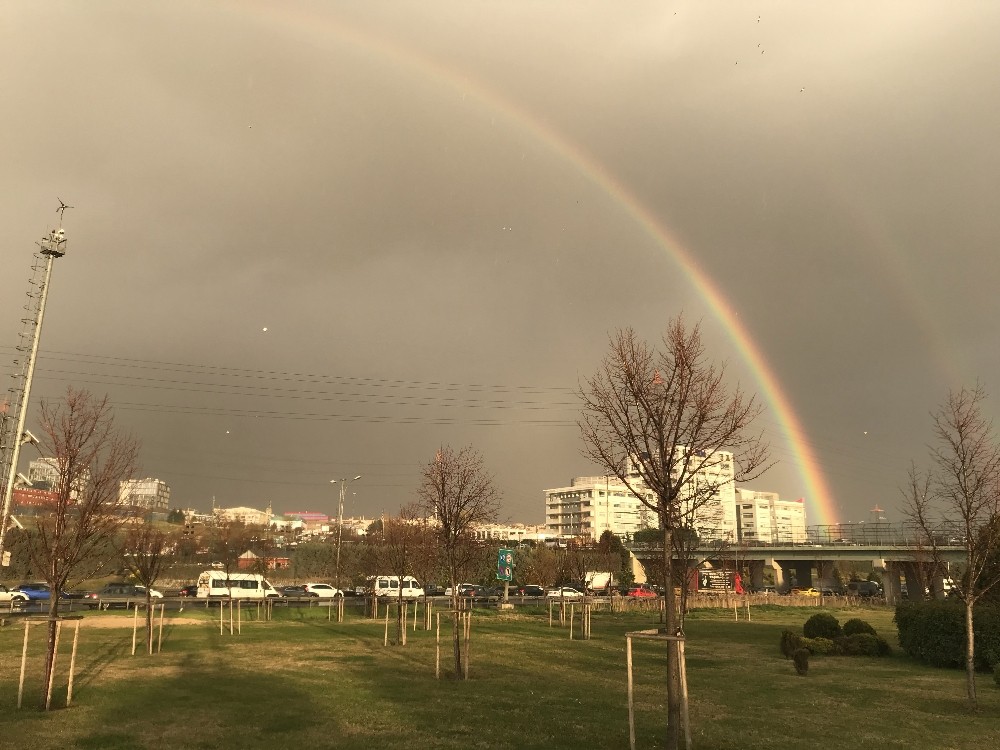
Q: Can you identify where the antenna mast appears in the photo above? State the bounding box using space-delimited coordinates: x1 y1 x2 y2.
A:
0 203 69 564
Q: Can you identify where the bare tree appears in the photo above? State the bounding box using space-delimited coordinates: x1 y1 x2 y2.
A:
406 512 443 629
902 384 1000 710
416 445 500 679
579 319 770 749
24 388 140 708
120 522 175 654
379 504 423 644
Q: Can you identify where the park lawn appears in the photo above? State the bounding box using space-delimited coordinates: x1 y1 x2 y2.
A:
0 602 998 749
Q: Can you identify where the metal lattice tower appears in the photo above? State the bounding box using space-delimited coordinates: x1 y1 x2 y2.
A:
0 215 68 564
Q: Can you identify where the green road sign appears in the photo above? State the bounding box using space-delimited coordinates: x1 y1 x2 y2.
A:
497 547 514 581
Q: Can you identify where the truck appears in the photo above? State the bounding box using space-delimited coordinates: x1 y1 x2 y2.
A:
584 571 617 593
196 571 279 599
845 580 882 598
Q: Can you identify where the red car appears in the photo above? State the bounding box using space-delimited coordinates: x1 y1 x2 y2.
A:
178 584 199 597
627 585 657 598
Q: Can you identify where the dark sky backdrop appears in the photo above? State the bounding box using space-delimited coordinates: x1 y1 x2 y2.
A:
3 2 999 528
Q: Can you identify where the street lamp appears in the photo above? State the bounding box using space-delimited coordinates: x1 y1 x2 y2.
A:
330 475 361 593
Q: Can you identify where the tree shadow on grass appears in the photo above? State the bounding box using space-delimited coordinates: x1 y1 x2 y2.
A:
70 653 333 750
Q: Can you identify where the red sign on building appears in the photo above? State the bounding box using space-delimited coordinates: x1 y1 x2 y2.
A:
13 487 61 508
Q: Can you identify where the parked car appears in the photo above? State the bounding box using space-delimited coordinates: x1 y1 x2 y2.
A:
459 585 486 599
84 583 149 609
178 584 199 597
790 587 821 597
444 583 476 597
424 583 447 597
510 584 545 597
0 584 29 604
279 585 310 597
478 586 507 601
626 585 657 598
546 587 584 599
303 583 343 598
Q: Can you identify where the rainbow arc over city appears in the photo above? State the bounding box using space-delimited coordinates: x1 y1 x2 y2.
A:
249 6 839 526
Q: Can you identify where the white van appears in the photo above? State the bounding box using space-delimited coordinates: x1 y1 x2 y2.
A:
196 571 279 599
371 575 424 598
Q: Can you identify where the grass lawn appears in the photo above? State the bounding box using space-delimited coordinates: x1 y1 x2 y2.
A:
1 601 999 749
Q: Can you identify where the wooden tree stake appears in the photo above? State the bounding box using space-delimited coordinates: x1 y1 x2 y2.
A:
17 621 31 710
132 605 139 655
46 621 62 710
66 620 81 706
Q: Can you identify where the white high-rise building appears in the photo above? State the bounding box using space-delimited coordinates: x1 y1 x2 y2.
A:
547 448 742 543
626 448 738 543
29 457 89 499
545 476 655 542
28 457 60 488
735 488 807 543
119 478 171 511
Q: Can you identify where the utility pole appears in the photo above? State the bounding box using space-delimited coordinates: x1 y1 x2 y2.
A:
0 209 69 565
330 475 361 593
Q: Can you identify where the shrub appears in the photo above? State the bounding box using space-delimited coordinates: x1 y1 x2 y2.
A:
803 613 842 640
894 601 1000 670
834 633 884 657
780 629 803 658
793 648 810 675
801 637 836 655
842 618 877 637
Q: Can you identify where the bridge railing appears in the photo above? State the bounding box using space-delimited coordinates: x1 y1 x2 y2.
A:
626 521 967 551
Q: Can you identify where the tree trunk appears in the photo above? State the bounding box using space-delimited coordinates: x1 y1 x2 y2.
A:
662 525 682 750
965 598 977 709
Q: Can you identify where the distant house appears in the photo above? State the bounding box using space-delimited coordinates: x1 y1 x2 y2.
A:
237 550 289 571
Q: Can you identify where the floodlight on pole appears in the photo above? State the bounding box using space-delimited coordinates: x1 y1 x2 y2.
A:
0 216 67 566
330 475 361 593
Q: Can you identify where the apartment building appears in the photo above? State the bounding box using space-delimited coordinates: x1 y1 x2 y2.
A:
735 488 807 543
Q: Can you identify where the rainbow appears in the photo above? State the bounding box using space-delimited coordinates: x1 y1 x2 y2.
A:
242 6 839 525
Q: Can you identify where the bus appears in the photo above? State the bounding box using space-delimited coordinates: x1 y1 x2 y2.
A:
196 571 279 599
370 575 425 598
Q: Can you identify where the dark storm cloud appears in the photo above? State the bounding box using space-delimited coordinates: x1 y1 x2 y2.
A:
3 2 999 527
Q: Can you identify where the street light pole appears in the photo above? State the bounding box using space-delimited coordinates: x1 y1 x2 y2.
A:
331 475 361 594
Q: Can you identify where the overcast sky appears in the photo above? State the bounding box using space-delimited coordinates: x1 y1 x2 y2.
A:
3 2 999 529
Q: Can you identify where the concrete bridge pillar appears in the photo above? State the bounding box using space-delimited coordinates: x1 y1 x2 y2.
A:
882 562 902 605
769 559 786 591
748 560 765 591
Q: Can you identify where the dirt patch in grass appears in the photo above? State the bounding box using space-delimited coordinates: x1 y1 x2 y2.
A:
66 616 209 629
